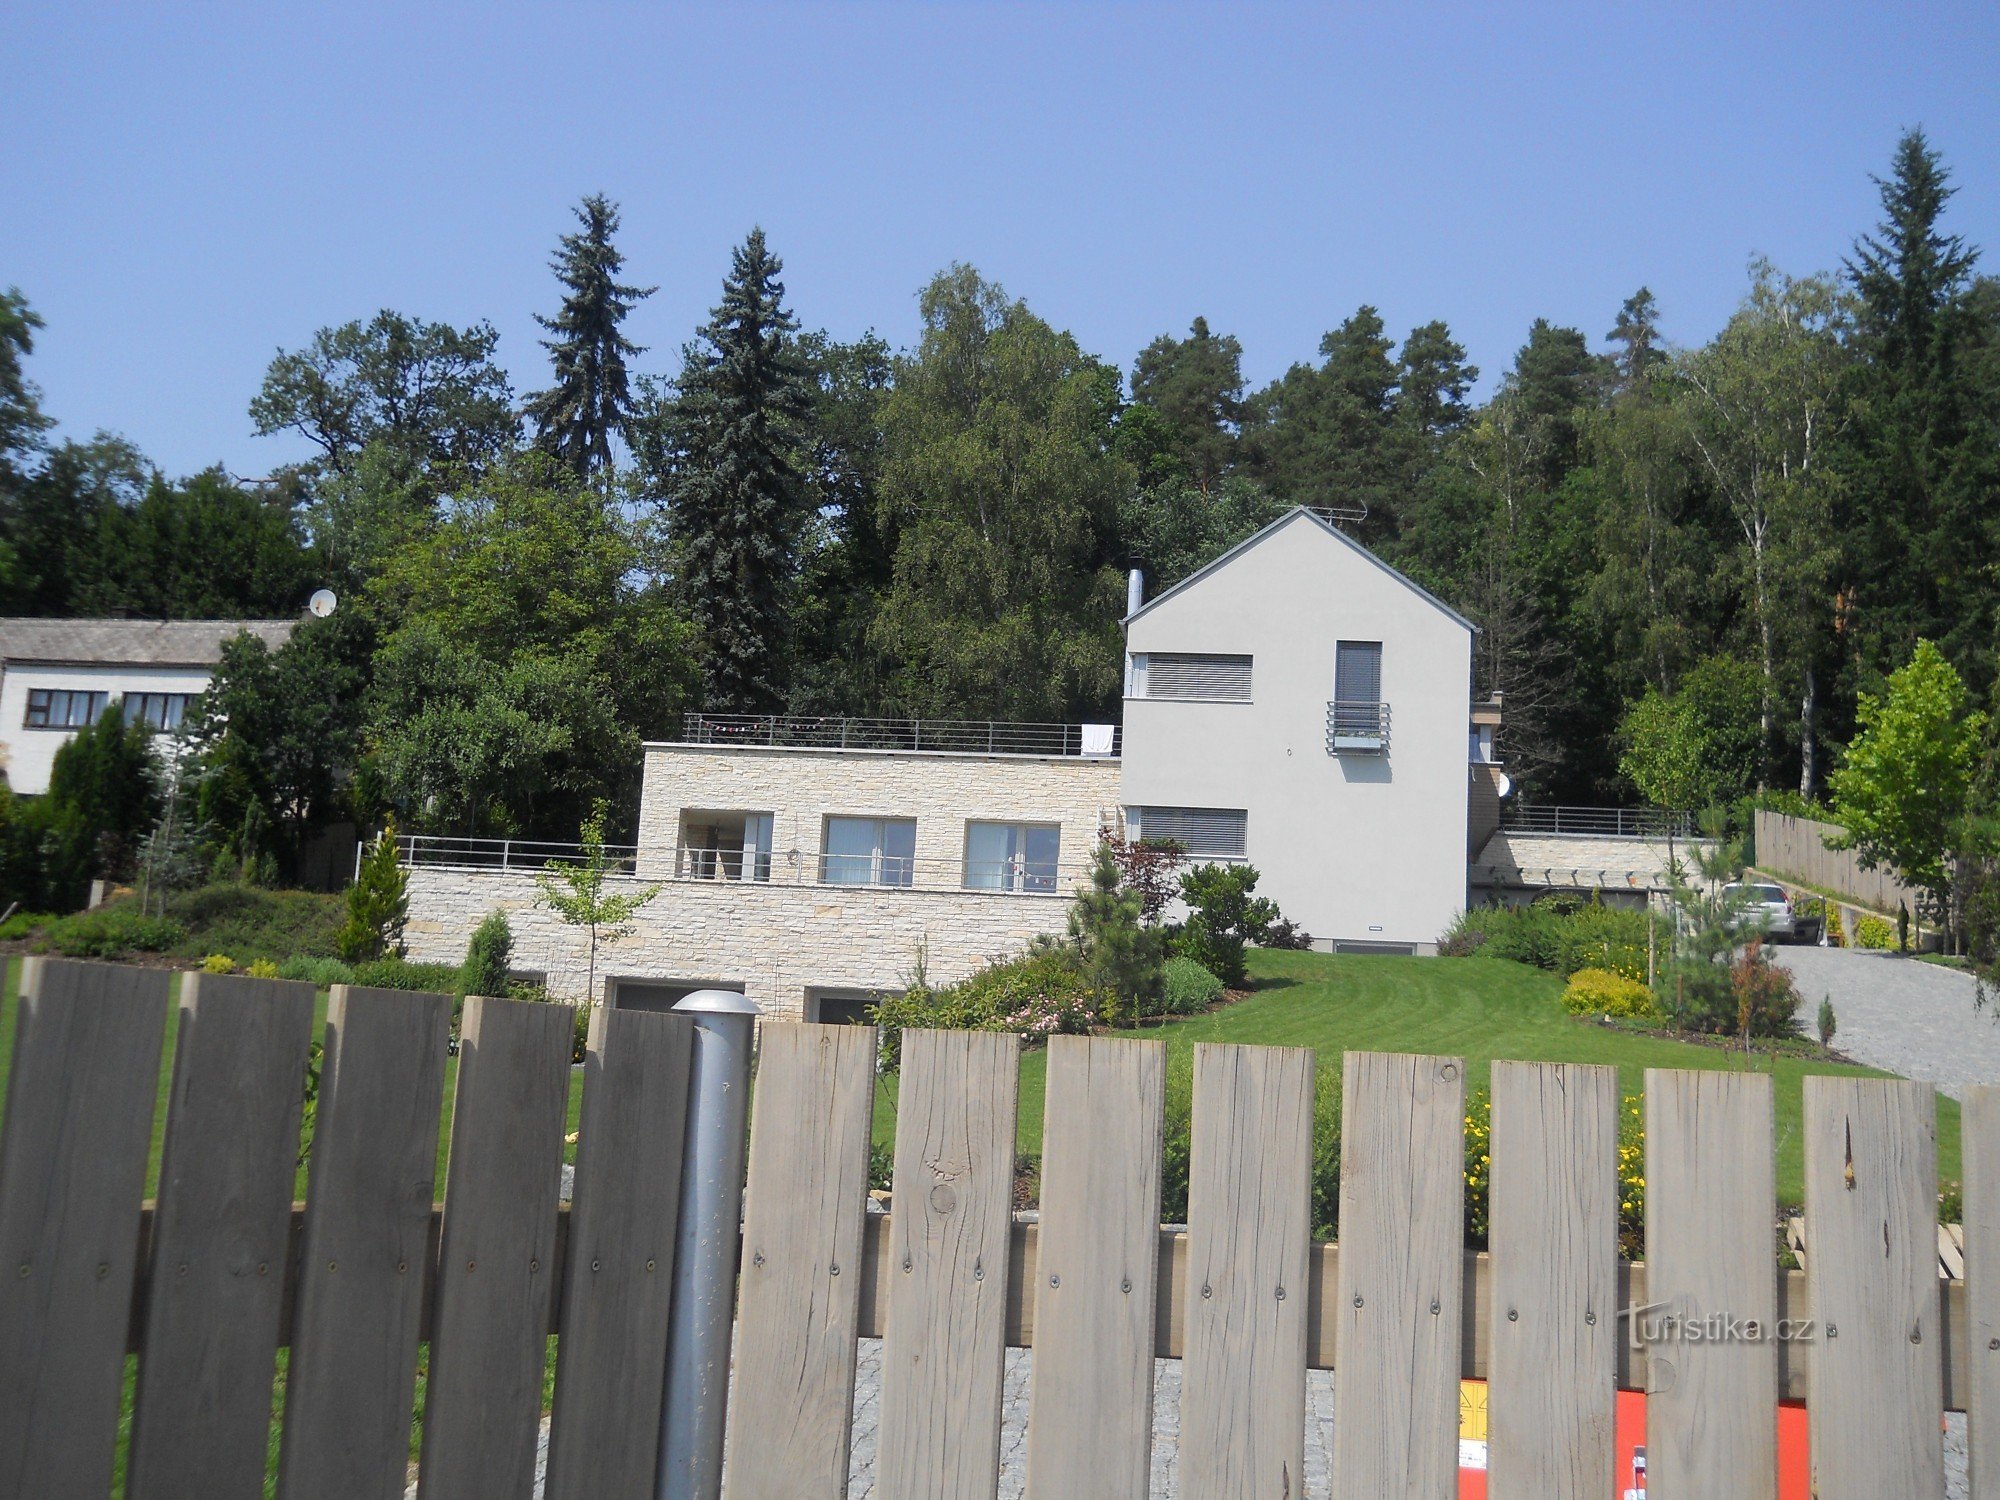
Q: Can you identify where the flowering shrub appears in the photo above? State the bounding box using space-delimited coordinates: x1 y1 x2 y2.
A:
201 953 236 974
1854 914 1897 949
1561 966 1657 1019
873 948 1099 1068
245 958 282 979
1463 1088 1645 1255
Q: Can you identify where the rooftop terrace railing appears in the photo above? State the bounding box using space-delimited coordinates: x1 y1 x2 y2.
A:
676 713 1121 758
1500 803 1694 839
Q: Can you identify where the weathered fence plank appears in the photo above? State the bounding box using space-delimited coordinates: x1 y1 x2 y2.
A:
1804 1076 1944 1498
723 1021 879 1500
1177 1042 1314 1500
0 958 171 1500
1967 1085 2000 1497
1330 1050 1466 1500
416 995 576 1500
276 984 451 1500
543 1004 693 1500
1024 1034 1167 1500
126 973 315 1500
876 1028 1021 1500
1644 1068 1777 1498
1487 1060 1617 1500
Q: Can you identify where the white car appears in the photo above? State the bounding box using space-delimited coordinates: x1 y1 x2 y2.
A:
1722 882 1802 942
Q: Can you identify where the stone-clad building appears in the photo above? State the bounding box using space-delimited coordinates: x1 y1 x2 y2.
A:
403 508 1504 1019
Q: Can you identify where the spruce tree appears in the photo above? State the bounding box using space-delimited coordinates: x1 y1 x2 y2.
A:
1840 130 1994 686
525 195 654 479
662 228 811 711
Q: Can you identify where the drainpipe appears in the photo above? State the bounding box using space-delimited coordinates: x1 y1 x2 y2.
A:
657 989 760 1500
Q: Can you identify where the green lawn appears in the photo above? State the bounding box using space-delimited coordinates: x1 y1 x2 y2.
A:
870 949 1964 1206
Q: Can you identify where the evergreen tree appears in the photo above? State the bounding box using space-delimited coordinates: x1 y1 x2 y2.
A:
0 288 51 485
1126 317 1246 491
45 701 162 885
1067 840 1162 1024
336 819 409 962
1840 129 1996 686
525 195 654 478
1607 287 1667 395
459 908 514 999
660 229 813 711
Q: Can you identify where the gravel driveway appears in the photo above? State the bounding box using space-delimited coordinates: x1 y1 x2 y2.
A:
1772 945 2000 1099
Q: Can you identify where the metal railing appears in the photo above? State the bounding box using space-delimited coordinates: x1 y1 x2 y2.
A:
1326 699 1390 753
1500 805 1694 839
397 834 640 874
677 713 1121 758
400 834 1084 896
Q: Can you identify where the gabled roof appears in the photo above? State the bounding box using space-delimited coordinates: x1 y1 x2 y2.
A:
1123 507 1478 634
0 617 298 668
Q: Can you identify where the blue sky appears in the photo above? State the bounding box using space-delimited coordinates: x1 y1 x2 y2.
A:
6 2 1998 479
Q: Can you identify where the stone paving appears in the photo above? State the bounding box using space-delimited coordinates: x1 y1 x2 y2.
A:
1772 945 2000 1100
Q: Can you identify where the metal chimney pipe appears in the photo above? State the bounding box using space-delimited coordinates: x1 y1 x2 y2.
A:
1126 566 1144 618
657 989 760 1500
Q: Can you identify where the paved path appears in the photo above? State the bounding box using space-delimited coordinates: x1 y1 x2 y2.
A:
1773 945 2000 1099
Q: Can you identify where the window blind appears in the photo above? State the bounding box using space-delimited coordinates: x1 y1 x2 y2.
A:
1144 652 1253 701
1129 806 1248 858
1335 641 1382 703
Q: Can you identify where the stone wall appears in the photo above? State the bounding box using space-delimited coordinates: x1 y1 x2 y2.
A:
403 868 1079 1022
636 742 1124 884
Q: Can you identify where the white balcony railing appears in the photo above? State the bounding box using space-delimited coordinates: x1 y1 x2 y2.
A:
1326 699 1390 753
398 834 1084 897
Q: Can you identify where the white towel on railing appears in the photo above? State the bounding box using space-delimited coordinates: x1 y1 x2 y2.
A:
1080 723 1116 756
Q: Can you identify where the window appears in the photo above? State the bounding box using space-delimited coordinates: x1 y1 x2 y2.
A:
963 822 1060 893
821 817 917 887
1126 806 1247 859
1331 640 1386 747
125 693 194 731
678 810 773 881
23 688 108 730
1131 652 1253 701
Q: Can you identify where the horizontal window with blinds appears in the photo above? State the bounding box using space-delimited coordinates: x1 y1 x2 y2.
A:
1139 652 1253 701
1127 805 1248 858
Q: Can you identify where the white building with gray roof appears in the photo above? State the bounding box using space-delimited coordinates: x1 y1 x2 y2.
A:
0 617 296 794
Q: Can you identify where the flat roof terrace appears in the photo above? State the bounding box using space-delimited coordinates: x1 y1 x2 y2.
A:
660 713 1122 760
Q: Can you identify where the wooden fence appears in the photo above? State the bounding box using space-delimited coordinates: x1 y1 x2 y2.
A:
1755 808 1922 916
2 956 1998 1497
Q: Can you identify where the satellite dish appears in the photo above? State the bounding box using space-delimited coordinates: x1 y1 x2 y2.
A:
308 589 338 619
1496 772 1514 799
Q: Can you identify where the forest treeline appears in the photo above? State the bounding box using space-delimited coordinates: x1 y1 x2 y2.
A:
1 129 1997 865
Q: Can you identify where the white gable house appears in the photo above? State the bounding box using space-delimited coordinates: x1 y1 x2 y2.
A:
1121 508 1476 952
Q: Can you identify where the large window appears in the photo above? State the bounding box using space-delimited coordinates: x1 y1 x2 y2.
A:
1126 806 1248 859
1331 640 1387 747
1129 652 1253 701
125 692 195 731
963 822 1060 893
23 688 107 730
678 810 773 881
821 816 917 887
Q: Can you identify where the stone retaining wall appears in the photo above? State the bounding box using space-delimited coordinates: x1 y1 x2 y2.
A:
403 867 1075 1021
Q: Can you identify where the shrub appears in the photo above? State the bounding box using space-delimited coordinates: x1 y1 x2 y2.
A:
873 948 1098 1069
245 958 282 979
202 953 236 975
277 955 356 987
1818 995 1837 1047
40 905 185 958
1729 940 1802 1037
459 910 514 999
1174 863 1280 987
1562 966 1657 1019
1068 842 1162 1023
1260 918 1314 951
0 912 53 941
1854 914 1897 950
349 956 460 992
336 822 408 963
1440 901 1648 980
1159 957 1224 1016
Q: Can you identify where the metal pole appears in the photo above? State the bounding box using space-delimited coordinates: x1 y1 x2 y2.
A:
658 989 759 1500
